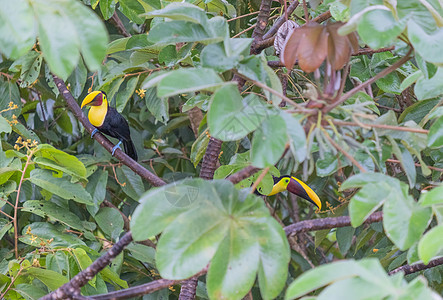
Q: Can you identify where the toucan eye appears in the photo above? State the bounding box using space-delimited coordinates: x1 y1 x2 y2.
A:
285 179 289 183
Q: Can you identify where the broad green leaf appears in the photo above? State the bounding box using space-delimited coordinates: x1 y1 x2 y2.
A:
408 19 443 64
100 0 116 19
21 222 85 247
383 183 432 250
201 43 238 72
35 144 86 178
66 59 87 99
29 169 93 204
285 260 362 299
207 225 260 300
14 283 47 300
116 76 138 112
54 108 73 134
0 219 12 241
208 84 269 141
145 87 169 123
143 2 207 25
0 77 21 118
0 167 20 185
131 178 203 240
0 0 35 59
86 169 108 216
419 185 443 206
415 67 443 100
95 207 124 240
316 152 349 177
156 68 225 98
337 227 355 255
0 116 11 133
24 267 68 291
398 98 440 124
22 200 86 232
116 166 144 201
388 138 416 188
100 266 129 289
400 70 423 92
190 130 210 167
349 183 390 227
358 10 406 49
126 243 156 265
340 172 400 191
72 248 96 287
9 51 42 88
428 116 443 148
370 53 402 94
418 224 443 264
251 115 286 168
46 251 69 275
119 0 145 24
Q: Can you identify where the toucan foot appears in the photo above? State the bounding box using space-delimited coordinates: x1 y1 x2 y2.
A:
111 141 123 156
91 128 98 138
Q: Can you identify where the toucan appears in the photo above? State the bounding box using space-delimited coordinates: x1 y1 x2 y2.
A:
256 175 321 210
81 91 138 161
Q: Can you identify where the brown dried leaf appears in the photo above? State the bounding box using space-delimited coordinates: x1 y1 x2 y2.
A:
281 26 304 70
297 23 329 73
327 23 352 70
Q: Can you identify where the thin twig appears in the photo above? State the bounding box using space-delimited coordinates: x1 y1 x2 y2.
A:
386 159 443 172
332 120 429 134
323 48 413 114
110 12 131 37
226 166 260 184
322 129 367 173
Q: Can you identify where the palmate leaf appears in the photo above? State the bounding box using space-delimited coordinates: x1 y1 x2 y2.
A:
131 179 290 300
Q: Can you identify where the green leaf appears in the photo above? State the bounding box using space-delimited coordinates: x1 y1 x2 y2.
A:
0 0 35 58
24 267 69 291
337 227 355 255
116 166 144 201
414 67 443 100
126 243 156 265
0 219 12 241
357 10 406 49
388 138 416 188
208 84 269 141
281 113 307 162
383 183 432 250
349 183 390 227
190 130 210 167
66 59 87 99
86 169 108 216
156 68 225 98
9 51 43 88
201 43 238 72
340 172 400 191
72 248 96 287
145 87 169 123
418 224 443 264
251 115 286 168
0 77 21 118
100 0 116 19
0 116 11 133
14 283 47 300
116 76 138 112
419 185 443 206
119 0 145 24
35 144 87 178
408 19 443 64
29 169 93 204
22 200 87 232
143 2 207 24
398 98 440 124
100 266 129 289
285 260 362 299
21 222 85 247
400 70 423 92
428 116 443 148
95 207 124 240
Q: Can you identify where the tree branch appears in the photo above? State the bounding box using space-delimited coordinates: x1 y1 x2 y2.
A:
53 75 166 187
284 211 383 236
41 232 133 300
227 166 260 184
90 279 178 299
109 12 131 37
388 257 443 276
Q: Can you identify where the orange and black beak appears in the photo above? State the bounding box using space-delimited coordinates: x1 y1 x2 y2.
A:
287 177 322 210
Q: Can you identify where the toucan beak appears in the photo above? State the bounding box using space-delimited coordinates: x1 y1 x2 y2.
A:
81 91 102 108
287 177 322 210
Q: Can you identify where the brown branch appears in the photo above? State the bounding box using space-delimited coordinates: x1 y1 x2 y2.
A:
226 166 260 184
355 46 395 56
199 137 222 180
53 75 166 187
311 10 332 23
331 120 429 134
323 48 413 114
386 159 443 172
91 279 178 299
110 12 131 37
284 211 383 236
262 1 299 40
252 0 273 41
41 232 133 300
388 257 443 276
179 278 199 300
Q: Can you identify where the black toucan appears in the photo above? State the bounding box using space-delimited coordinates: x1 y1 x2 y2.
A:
256 175 322 210
81 91 138 161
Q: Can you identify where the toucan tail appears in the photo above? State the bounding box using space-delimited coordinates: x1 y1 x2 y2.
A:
123 139 138 161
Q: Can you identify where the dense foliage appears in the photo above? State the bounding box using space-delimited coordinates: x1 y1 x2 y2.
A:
0 0 442 299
